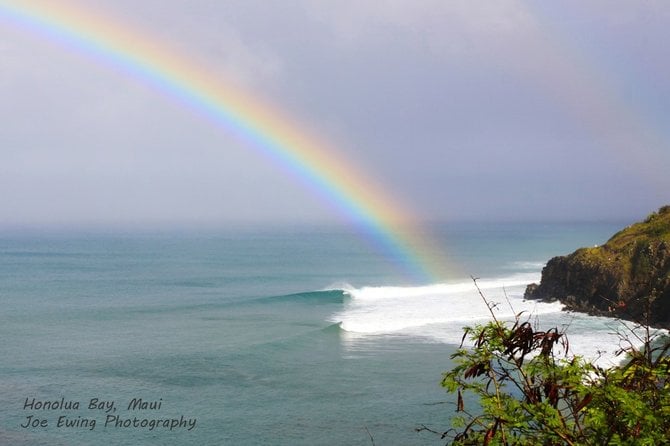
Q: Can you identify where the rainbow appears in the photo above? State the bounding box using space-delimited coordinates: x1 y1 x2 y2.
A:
0 1 454 282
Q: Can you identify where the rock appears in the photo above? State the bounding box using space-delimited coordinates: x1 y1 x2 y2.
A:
525 206 670 328
523 283 539 300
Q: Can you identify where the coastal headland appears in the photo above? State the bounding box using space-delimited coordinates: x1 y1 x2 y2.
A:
525 206 670 328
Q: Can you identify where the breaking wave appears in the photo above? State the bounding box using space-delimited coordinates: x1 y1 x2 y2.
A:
328 272 662 368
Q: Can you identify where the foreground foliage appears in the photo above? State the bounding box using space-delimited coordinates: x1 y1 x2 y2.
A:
432 280 670 445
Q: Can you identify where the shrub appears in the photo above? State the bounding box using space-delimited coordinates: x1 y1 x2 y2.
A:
428 279 670 445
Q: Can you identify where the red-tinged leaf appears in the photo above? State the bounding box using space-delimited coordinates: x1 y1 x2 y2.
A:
484 428 494 445
460 328 470 348
575 393 592 412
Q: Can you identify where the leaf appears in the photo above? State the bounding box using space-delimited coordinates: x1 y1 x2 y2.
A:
460 327 470 348
483 420 498 446
575 393 592 412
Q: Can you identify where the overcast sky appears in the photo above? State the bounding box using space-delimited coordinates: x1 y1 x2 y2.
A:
1 1 669 228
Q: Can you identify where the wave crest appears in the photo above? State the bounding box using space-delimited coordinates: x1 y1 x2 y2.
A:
330 273 551 335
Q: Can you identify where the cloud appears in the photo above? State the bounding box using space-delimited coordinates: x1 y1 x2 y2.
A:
0 0 667 225
301 0 533 49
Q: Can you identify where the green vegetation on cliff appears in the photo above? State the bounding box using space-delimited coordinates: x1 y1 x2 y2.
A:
525 206 670 327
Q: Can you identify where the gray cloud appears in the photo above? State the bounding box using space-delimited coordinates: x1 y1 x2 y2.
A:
0 1 668 227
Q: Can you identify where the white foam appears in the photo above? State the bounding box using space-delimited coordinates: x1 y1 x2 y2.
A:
330 274 665 368
332 273 548 334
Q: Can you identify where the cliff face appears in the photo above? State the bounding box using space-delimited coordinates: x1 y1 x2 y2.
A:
525 206 670 327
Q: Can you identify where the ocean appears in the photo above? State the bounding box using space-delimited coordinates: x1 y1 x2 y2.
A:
0 221 634 445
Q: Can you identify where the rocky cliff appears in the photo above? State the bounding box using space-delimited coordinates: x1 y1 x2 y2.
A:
525 206 670 328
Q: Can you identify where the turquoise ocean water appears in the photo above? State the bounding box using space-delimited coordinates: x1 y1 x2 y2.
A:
0 221 631 445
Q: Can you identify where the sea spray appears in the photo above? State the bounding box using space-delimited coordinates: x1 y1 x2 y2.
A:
330 273 652 367
332 273 549 334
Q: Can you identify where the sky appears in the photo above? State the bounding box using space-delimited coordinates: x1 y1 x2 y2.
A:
0 0 669 228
